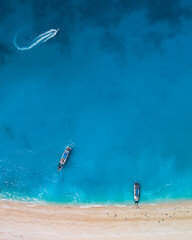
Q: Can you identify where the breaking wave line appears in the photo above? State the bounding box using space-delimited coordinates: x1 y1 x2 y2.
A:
14 28 59 51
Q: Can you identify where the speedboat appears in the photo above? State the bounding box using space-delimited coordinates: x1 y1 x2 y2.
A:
58 146 71 171
134 183 140 205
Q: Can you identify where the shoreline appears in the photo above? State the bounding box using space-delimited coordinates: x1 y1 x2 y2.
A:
0 197 192 206
1 200 192 239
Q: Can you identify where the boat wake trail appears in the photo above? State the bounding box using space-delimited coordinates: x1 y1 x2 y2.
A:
14 29 59 51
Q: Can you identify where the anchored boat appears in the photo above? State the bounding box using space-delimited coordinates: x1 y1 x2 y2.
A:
134 182 140 205
58 146 71 171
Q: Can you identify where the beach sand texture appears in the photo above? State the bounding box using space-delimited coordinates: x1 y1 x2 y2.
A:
0 201 192 240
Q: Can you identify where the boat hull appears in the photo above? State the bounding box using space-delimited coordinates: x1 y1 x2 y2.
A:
134 183 140 204
58 147 71 171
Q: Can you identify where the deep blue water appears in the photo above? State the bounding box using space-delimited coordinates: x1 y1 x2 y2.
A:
0 0 192 204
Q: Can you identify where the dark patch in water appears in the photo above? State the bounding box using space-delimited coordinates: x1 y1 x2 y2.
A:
4 126 14 139
0 43 13 65
0 1 14 23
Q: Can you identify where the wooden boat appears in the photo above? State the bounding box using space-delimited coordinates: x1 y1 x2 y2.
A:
58 146 71 171
134 182 140 205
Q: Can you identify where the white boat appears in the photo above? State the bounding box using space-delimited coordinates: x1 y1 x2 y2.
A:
58 146 71 171
134 182 140 205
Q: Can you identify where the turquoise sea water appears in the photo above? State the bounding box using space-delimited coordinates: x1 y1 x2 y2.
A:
0 0 192 204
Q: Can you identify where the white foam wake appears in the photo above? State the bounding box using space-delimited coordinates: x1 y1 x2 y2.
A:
14 28 59 51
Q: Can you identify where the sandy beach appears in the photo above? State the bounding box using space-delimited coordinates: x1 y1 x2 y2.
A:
0 201 192 240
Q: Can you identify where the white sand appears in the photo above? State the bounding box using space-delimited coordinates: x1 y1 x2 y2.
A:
0 201 192 240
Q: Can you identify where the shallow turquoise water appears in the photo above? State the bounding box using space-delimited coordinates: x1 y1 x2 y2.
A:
0 0 192 204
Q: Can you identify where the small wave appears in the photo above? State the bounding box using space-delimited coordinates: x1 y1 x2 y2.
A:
79 204 103 208
0 191 46 205
79 204 129 208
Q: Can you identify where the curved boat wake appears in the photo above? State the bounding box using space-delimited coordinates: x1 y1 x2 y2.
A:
14 28 59 51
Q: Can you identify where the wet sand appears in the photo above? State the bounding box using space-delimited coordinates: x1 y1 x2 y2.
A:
0 201 192 240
